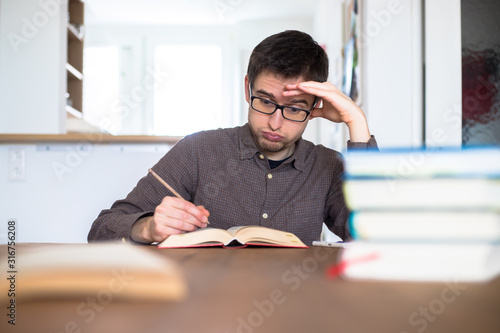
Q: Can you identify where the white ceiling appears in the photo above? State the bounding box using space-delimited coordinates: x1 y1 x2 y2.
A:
85 0 319 25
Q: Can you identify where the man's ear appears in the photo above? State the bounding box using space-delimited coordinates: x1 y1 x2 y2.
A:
244 75 250 103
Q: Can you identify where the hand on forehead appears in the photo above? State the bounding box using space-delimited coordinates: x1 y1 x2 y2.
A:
252 73 316 106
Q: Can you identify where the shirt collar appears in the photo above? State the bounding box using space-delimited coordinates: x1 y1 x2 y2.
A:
239 123 260 159
289 138 308 172
238 123 308 172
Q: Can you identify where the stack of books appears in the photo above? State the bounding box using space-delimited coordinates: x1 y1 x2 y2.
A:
339 147 500 282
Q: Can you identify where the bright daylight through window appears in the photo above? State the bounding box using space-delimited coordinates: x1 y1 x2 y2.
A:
154 44 223 136
83 46 120 133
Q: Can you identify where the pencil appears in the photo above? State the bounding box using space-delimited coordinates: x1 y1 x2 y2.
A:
148 168 210 224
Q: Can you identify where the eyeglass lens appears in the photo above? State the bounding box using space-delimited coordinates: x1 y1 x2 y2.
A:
251 97 308 122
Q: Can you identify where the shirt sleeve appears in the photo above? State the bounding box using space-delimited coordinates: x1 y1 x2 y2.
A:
87 136 197 243
324 136 378 241
322 151 352 241
346 135 378 150
86 176 160 243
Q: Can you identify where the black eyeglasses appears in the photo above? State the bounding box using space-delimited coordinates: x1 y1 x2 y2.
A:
249 87 314 123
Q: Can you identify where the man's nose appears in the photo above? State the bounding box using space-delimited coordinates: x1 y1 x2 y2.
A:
268 107 285 130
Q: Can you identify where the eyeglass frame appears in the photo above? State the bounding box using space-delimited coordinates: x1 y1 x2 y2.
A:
249 85 318 123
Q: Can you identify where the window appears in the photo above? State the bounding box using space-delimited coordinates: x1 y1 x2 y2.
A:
462 0 500 145
153 44 223 136
82 46 120 133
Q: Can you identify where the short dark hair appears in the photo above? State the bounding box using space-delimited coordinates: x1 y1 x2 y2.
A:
247 30 329 87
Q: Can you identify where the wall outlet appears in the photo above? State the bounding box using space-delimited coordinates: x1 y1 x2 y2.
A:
9 148 26 181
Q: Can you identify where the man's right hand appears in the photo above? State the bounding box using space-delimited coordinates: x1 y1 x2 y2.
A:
131 196 210 244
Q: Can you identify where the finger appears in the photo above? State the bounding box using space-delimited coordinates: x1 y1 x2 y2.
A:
282 85 314 97
159 197 209 226
149 218 194 242
298 82 359 113
309 107 325 119
299 82 345 99
197 205 210 218
196 205 210 216
170 197 209 223
155 216 199 233
285 82 338 97
152 208 203 238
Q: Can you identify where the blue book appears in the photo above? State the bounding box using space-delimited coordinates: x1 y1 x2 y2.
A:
343 146 500 180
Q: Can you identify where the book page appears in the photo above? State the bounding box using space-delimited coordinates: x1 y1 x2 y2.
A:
226 226 256 236
232 226 306 247
159 228 234 248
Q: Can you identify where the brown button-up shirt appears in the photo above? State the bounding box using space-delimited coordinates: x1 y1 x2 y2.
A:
88 124 377 245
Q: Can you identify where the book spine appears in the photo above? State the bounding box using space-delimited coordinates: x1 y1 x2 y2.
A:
348 211 360 240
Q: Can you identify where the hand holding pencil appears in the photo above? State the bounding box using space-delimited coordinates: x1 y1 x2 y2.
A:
149 168 210 221
130 169 210 244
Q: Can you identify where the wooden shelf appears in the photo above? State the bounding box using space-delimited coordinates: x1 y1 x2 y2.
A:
66 63 83 81
66 0 85 115
67 79 83 112
65 105 83 119
0 134 182 144
67 23 84 42
68 0 84 25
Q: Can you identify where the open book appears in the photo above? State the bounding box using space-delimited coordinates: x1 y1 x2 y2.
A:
158 226 308 248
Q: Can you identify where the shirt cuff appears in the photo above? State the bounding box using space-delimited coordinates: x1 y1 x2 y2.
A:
127 211 155 244
347 135 378 150
89 211 154 244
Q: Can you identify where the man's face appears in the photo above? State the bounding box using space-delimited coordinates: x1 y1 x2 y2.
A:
245 72 316 161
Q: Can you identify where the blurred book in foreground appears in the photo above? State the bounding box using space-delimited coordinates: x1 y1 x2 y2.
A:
344 178 500 210
349 210 500 242
339 242 500 282
343 146 500 179
0 243 187 303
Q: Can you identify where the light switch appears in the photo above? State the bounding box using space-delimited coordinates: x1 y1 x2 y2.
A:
9 148 26 181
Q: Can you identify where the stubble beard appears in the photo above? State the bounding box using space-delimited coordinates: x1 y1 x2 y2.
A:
256 136 286 153
249 126 294 156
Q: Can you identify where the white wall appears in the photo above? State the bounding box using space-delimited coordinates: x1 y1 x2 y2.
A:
312 0 347 152
0 0 67 134
313 0 346 242
361 0 423 148
424 0 462 147
0 143 170 243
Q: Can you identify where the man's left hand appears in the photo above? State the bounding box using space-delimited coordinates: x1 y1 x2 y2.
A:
284 81 371 142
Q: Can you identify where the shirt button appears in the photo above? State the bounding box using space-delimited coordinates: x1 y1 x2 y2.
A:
259 154 265 160
262 213 268 219
267 173 273 180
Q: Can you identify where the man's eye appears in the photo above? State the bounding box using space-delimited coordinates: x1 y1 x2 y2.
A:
287 107 302 114
261 99 273 105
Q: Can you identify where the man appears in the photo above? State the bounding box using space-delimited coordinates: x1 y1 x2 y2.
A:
88 30 377 245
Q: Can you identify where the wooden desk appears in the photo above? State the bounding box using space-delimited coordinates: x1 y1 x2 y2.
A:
2 244 500 333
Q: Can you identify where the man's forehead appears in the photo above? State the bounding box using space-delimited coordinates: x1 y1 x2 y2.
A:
252 77 315 107
254 71 305 87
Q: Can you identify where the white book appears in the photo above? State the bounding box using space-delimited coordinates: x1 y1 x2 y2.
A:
339 242 500 282
344 147 500 179
349 210 500 242
343 178 500 210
